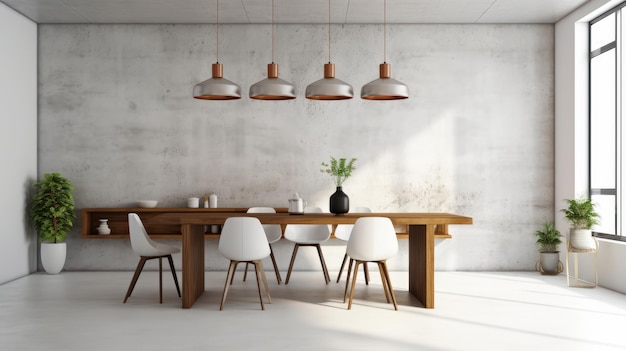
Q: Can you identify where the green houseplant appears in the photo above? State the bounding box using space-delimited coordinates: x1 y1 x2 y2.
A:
561 197 600 250
31 173 76 274
534 221 563 275
321 157 357 215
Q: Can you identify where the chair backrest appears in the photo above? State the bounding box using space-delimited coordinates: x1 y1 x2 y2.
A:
128 213 162 257
347 217 398 261
284 206 331 243
219 217 270 261
246 207 282 243
334 206 372 241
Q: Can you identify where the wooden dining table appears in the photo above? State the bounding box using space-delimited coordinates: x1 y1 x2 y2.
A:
149 212 472 309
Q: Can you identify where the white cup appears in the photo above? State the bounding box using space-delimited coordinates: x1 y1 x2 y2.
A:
187 197 200 208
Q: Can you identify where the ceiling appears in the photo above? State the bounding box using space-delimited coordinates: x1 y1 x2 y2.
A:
1 0 589 24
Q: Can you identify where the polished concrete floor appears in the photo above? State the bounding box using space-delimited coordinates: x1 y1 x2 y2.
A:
1 270 625 351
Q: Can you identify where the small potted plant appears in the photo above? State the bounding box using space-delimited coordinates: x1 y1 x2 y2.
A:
534 221 563 275
320 157 357 215
31 173 76 274
561 197 600 250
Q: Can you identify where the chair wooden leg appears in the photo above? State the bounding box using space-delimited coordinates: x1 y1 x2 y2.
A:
377 261 391 303
315 244 331 284
381 261 398 310
348 261 361 310
257 260 272 304
269 245 282 284
253 261 265 310
243 262 250 282
158 257 163 304
336 252 349 283
285 244 300 285
166 255 181 298
220 261 238 310
124 257 148 303
364 262 370 285
343 258 354 303
229 261 241 285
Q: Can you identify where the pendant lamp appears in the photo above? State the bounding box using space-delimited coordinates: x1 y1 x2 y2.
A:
361 0 408 100
305 0 353 100
249 0 296 100
193 0 241 100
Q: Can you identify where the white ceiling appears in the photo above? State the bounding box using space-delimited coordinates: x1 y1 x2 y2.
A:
1 0 589 24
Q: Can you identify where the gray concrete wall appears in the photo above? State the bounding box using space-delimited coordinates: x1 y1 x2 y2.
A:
38 24 554 271
0 3 38 284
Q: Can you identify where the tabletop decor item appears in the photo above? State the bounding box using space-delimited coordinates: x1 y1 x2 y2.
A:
321 157 357 215
561 197 600 250
534 221 563 275
30 172 76 274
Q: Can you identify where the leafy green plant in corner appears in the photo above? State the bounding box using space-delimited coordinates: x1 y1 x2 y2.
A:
534 221 562 253
561 197 600 229
320 157 357 187
31 173 76 243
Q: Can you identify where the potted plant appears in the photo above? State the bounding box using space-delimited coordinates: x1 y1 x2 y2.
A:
320 157 357 214
534 221 563 275
561 197 600 250
31 173 76 274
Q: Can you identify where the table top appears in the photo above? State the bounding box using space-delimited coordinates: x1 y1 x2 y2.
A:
148 212 473 226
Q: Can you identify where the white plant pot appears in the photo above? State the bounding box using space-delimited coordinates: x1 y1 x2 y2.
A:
569 229 596 250
538 252 561 275
41 242 66 274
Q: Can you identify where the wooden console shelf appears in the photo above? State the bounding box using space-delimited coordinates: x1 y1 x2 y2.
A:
81 208 453 240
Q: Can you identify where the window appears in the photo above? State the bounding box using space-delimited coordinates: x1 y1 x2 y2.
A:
590 6 623 239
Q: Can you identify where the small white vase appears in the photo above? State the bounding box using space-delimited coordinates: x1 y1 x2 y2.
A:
41 242 66 274
569 229 596 250
97 219 111 235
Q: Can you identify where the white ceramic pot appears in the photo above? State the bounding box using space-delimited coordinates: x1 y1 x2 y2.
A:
41 242 66 274
538 252 561 275
569 229 596 250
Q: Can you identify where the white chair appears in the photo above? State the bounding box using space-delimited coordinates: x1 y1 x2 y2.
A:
236 207 282 284
284 206 331 284
124 213 181 304
218 217 272 310
335 206 372 283
344 217 399 310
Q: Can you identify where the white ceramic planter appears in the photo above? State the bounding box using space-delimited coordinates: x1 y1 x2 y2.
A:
41 242 66 274
569 229 596 250
538 252 561 275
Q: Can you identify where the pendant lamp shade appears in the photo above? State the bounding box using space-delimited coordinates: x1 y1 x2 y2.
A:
249 0 296 100
360 0 408 100
306 63 353 100
305 0 353 100
249 63 296 100
193 63 242 100
193 0 241 100
361 63 408 100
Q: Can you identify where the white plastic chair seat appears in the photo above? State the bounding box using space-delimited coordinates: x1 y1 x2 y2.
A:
284 207 331 244
124 213 181 304
218 217 272 310
284 206 331 284
344 217 399 310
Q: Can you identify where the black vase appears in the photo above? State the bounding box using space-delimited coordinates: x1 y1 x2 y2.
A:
329 186 349 215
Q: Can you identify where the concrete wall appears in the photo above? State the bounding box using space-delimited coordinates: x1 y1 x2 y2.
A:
38 23 554 271
0 3 38 284
555 0 626 293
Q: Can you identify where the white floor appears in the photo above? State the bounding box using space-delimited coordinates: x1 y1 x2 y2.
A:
1 270 626 351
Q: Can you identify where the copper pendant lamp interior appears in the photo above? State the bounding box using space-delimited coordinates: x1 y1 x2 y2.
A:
305 0 353 100
193 0 241 100
360 0 409 100
249 0 296 100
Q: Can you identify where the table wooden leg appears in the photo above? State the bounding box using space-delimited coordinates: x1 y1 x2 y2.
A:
408 224 435 308
182 224 205 308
